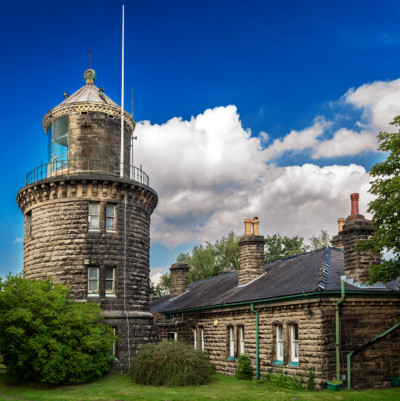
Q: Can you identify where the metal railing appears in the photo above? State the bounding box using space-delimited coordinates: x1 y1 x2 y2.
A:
26 157 150 186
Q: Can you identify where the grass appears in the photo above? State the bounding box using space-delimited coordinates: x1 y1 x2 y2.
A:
0 372 400 401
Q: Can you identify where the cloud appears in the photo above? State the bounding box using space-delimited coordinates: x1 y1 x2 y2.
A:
344 78 400 131
263 117 330 161
135 106 372 252
13 237 23 244
312 128 378 159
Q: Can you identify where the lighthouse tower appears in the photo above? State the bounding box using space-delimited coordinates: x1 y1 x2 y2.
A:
16 69 158 370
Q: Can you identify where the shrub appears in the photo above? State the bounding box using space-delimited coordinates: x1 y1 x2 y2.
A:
235 355 253 380
0 275 115 384
130 341 216 387
264 371 303 390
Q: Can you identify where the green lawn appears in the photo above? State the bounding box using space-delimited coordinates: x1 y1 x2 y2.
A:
0 372 399 401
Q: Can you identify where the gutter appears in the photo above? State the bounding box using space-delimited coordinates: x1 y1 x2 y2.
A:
250 303 259 379
335 280 345 381
346 322 400 390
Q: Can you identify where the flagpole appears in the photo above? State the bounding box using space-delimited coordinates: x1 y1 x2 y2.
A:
120 5 125 178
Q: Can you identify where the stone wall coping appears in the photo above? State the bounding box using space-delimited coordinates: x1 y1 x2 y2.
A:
101 310 154 319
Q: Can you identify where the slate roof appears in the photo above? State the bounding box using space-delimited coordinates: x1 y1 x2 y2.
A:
59 83 119 107
150 247 400 314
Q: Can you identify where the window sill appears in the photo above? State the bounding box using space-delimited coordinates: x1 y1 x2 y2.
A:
226 356 235 361
105 294 117 298
288 361 299 367
88 229 100 232
87 294 100 297
106 230 117 234
273 360 284 365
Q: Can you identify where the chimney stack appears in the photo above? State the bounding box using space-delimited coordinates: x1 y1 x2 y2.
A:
339 193 380 284
238 217 265 286
169 263 190 299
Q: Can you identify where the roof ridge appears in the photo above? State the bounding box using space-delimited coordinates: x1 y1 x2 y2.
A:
316 247 331 291
264 247 325 265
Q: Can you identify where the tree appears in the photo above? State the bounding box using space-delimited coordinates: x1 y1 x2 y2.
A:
265 234 308 261
151 274 171 300
0 275 115 384
177 231 240 283
309 230 332 251
356 116 400 283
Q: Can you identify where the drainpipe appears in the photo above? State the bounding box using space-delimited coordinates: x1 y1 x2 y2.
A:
335 279 345 381
347 322 400 390
250 303 259 379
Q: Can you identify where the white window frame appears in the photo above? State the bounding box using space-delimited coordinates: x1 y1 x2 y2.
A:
87 267 99 296
276 324 283 361
201 328 205 351
194 329 197 350
106 204 116 232
239 326 245 355
290 324 299 363
229 326 235 357
88 203 100 231
105 267 115 296
167 332 177 341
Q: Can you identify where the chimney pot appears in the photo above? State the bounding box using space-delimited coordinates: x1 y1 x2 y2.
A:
350 193 360 215
244 218 252 236
252 217 260 235
337 217 345 233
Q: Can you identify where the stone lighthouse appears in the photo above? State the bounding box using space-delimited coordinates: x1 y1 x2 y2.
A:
16 69 158 370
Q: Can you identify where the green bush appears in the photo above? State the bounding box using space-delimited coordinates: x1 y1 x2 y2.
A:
130 341 216 387
0 274 115 384
264 371 303 390
235 355 253 380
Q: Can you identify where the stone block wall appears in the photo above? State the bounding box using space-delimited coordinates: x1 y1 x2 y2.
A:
155 295 400 389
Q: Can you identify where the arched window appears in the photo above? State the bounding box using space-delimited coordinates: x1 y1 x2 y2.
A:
238 326 245 355
47 116 69 173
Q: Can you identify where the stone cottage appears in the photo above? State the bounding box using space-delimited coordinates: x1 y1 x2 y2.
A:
151 194 400 389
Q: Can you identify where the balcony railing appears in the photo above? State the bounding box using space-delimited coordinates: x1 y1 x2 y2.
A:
26 157 150 186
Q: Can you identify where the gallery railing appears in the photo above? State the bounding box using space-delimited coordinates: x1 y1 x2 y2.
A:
26 157 150 186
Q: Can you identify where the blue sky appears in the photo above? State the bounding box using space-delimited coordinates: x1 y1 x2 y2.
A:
1 0 400 280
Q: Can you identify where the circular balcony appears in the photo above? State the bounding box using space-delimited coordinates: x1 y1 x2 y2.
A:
26 157 150 186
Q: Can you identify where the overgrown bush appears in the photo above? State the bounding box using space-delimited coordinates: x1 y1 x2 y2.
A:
130 341 216 387
264 371 303 390
235 355 253 380
0 275 115 384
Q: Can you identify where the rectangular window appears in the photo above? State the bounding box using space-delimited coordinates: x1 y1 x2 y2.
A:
290 324 299 363
88 267 99 295
276 324 283 361
194 329 197 350
201 328 205 351
229 326 235 357
106 204 116 231
89 203 100 230
238 326 245 355
167 332 177 341
105 267 115 294
26 212 32 238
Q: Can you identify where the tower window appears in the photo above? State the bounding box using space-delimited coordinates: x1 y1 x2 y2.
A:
47 116 69 173
26 212 32 239
88 267 99 295
106 204 116 231
89 203 100 230
167 332 177 341
105 267 115 295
